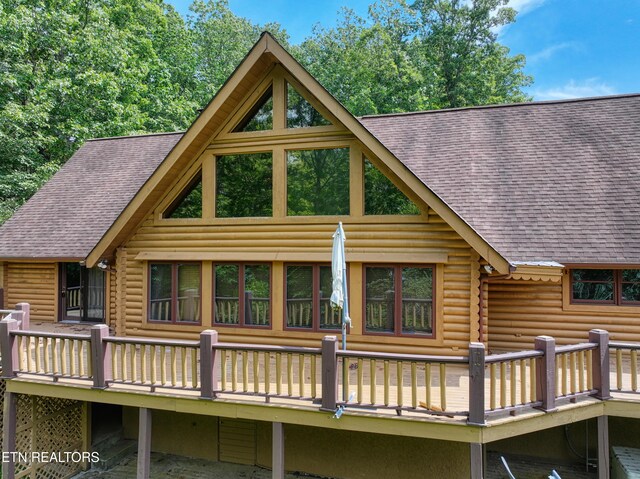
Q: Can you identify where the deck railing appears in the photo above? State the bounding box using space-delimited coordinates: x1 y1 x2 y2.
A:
338 349 468 416
0 305 621 425
610 341 640 394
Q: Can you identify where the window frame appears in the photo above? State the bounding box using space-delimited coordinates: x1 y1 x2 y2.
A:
214 151 274 219
147 262 202 325
570 268 640 306
212 262 272 329
284 263 343 333
363 264 435 338
285 146 351 217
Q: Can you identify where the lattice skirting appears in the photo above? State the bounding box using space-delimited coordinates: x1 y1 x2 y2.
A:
13 394 87 479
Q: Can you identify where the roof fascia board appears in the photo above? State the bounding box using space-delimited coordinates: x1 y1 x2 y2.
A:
85 35 271 267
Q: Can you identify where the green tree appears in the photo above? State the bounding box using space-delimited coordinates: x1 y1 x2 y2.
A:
0 0 202 222
412 0 532 108
188 0 289 107
296 0 532 115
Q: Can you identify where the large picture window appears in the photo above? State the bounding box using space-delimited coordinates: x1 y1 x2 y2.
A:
216 153 272 218
148 263 201 323
287 148 349 216
364 265 434 336
364 158 420 215
571 269 640 305
285 264 341 330
214 264 271 327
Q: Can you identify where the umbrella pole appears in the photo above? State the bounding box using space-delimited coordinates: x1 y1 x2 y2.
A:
341 263 348 402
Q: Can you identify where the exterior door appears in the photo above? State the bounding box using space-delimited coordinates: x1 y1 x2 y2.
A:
60 263 105 322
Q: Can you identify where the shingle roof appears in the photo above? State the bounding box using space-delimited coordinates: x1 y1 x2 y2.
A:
360 94 640 264
0 133 182 259
1 94 639 265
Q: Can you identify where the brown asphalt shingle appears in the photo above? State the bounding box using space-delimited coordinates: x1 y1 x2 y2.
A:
0 132 182 259
360 94 640 264
1 94 639 265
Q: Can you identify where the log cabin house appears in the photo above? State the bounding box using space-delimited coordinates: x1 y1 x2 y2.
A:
0 32 640 479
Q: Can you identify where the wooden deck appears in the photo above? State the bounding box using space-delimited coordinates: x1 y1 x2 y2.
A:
2 318 639 426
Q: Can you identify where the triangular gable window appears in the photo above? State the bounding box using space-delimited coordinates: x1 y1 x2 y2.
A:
287 83 331 129
233 86 273 132
364 159 420 215
164 172 203 218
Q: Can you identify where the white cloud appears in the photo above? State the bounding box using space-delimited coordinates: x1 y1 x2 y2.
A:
528 42 581 63
506 0 547 15
494 0 546 35
534 79 617 101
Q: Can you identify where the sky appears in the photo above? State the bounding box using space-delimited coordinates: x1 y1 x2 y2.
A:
167 0 640 102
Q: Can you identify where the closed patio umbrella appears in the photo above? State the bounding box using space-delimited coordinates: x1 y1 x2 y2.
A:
330 222 351 352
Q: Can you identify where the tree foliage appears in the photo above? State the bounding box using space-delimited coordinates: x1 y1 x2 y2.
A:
297 0 532 115
0 0 532 223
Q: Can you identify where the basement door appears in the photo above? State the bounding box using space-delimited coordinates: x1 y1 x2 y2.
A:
59 263 106 322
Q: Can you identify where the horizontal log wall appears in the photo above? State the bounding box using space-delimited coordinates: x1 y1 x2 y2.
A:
6 262 57 321
121 208 476 355
488 275 640 351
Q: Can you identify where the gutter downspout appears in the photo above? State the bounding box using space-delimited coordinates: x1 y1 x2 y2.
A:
478 272 512 344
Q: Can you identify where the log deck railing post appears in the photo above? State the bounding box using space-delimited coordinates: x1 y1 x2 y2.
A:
589 329 611 400
321 336 338 411
91 324 112 389
0 317 19 378
15 302 30 330
468 342 486 425
534 335 557 412
200 330 219 399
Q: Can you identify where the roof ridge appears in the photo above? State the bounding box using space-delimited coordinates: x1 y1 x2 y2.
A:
86 131 185 142
359 92 640 119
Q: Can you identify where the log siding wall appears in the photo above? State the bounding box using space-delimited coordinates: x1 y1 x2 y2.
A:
5 262 57 321
120 208 476 354
488 272 640 351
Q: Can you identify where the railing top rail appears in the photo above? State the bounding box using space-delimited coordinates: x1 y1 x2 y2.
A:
11 330 91 341
610 341 640 351
485 350 544 364
0 310 16 314
555 342 597 354
104 336 200 348
338 349 468 364
217 342 322 355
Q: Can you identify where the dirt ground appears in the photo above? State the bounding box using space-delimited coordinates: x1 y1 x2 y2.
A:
73 452 329 479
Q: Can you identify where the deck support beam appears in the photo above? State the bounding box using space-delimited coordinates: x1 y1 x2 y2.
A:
597 415 609 479
2 391 17 479
470 443 483 479
272 422 285 479
137 407 152 479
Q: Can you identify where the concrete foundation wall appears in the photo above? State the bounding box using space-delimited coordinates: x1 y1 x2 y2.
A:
123 408 470 479
123 407 219 461
259 423 471 479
